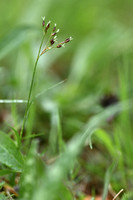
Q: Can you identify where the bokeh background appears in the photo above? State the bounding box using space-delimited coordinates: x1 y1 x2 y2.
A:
1 0 133 197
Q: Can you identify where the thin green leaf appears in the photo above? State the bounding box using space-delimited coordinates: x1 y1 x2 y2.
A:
95 129 115 156
19 140 45 200
102 162 116 200
9 126 21 149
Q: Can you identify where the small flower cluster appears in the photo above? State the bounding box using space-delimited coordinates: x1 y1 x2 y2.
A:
56 37 73 48
40 17 72 56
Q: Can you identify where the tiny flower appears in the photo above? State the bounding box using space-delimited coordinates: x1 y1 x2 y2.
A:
51 29 59 36
56 44 62 48
42 21 45 27
42 16 45 27
51 32 56 36
56 44 65 48
41 16 45 21
39 18 72 56
45 21 51 32
50 39 55 45
56 29 60 33
64 37 73 43
59 37 72 45
53 24 56 32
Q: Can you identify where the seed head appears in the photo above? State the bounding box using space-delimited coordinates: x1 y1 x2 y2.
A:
40 18 72 56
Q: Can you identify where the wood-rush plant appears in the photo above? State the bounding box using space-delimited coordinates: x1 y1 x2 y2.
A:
20 16 72 139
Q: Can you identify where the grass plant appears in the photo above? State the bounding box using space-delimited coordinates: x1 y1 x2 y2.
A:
1 2 133 199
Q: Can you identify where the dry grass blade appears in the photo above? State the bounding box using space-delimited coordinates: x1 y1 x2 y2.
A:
112 189 124 200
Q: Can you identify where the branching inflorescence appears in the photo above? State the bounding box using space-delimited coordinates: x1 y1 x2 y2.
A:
20 17 72 139
40 16 72 55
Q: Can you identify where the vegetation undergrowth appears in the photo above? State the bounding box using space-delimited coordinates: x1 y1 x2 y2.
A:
0 10 133 200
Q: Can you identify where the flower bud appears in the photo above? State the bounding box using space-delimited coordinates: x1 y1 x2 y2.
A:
51 32 57 36
42 16 45 27
45 21 51 32
53 24 56 32
64 37 73 43
57 44 62 48
50 39 55 45
51 29 59 36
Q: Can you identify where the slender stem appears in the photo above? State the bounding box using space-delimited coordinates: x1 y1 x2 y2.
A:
20 33 45 139
112 189 124 200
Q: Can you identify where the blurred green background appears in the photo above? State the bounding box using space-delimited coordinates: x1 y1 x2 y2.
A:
1 0 133 195
0 0 133 131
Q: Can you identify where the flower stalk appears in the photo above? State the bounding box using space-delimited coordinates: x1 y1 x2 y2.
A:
20 33 45 139
20 17 72 139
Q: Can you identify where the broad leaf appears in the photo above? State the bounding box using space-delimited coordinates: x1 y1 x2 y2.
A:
0 131 24 172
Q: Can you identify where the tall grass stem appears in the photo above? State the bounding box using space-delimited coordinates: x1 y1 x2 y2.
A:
20 33 45 139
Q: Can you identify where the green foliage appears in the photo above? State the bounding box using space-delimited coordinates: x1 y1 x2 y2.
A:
48 103 65 156
122 192 133 200
1 0 133 199
102 163 116 200
0 131 24 172
0 26 34 60
19 140 45 200
0 181 5 189
0 194 8 200
17 104 130 199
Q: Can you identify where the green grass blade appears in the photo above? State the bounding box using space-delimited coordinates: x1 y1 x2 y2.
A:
19 140 45 200
48 104 65 155
9 126 21 149
102 163 116 200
